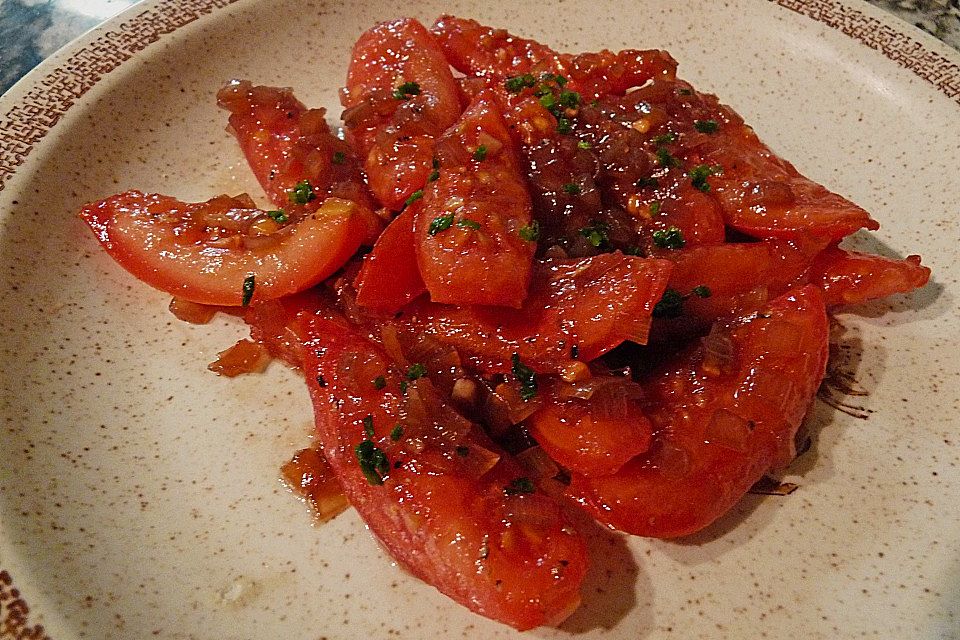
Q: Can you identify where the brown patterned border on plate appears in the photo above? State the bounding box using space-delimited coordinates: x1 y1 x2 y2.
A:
0 0 240 194
1 570 50 640
774 0 960 103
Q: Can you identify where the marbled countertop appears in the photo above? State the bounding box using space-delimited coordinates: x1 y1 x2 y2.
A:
1 0 959 95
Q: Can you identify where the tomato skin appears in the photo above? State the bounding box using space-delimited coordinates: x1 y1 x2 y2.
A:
570 285 829 538
401 253 673 373
216 81 381 241
808 245 930 307
413 92 535 308
80 192 364 306
431 15 677 100
353 207 426 312
650 237 827 341
342 18 462 211
300 315 587 630
527 378 653 477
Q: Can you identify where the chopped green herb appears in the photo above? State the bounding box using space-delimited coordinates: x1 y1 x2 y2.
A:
332 150 346 164
554 75 568 87
393 81 421 100
656 147 679 168
399 380 408 395
571 344 580 360
241 274 255 307
428 213 454 235
649 201 662 216
390 424 404 441
372 375 386 390
562 182 581 195
694 119 719 134
556 117 572 134
539 92 557 112
504 477 535 496
405 189 424 207
406 363 427 380
623 245 644 256
355 440 390 486
652 226 686 250
289 179 316 205
678 87 693 96
315 374 327 387
511 353 538 401
577 140 592 150
689 164 721 192
457 218 481 230
518 221 540 242
652 288 685 318
428 169 440 182
362 415 375 437
266 209 288 224
455 445 470 457
692 284 712 298
579 222 609 249
504 73 536 93
558 89 580 110
653 132 677 145
472 145 488 161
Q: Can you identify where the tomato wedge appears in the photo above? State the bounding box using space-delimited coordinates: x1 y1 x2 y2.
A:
808 245 930 307
431 15 677 100
342 18 462 210
401 253 673 373
570 285 829 537
527 377 653 477
301 315 587 630
413 92 535 307
353 208 426 312
80 192 364 306
216 80 381 241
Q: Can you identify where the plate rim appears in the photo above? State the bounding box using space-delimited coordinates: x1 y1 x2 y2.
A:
0 0 959 198
0 0 957 638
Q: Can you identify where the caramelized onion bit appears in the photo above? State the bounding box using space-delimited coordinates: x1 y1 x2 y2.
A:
169 297 219 324
281 447 350 522
208 339 271 377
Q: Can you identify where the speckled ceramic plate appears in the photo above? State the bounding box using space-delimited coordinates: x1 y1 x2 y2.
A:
1 0 958 638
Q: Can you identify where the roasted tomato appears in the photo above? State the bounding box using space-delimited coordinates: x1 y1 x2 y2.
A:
431 15 677 100
80 192 365 306
300 314 587 630
216 80 381 242
527 376 653 477
413 92 536 307
341 18 462 210
353 207 426 312
401 253 673 373
570 285 829 537
808 245 930 306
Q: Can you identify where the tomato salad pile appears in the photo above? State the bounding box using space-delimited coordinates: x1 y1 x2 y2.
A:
80 16 931 631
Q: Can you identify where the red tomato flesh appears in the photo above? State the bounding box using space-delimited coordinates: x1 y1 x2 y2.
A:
413 92 535 307
808 245 930 306
301 315 587 630
216 81 381 241
570 285 829 537
80 192 364 306
342 18 462 211
528 377 654 477
401 253 673 373
353 207 426 312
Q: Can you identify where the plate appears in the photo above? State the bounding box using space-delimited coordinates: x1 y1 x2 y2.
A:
1 1 958 638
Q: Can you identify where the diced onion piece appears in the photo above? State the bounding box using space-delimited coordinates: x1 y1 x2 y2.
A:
281 447 350 522
208 339 271 377
169 297 219 324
